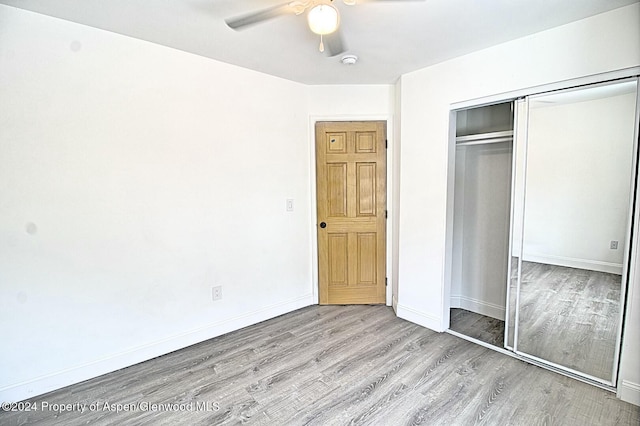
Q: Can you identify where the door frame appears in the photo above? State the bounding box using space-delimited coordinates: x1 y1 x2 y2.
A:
309 114 396 307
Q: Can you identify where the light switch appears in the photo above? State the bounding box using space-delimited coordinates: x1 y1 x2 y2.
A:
286 199 294 212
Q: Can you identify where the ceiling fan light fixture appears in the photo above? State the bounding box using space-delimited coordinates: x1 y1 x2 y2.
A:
307 4 339 35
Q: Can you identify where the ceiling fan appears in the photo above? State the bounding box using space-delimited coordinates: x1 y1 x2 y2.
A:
225 0 419 57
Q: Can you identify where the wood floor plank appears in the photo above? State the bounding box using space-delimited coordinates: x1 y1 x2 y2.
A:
1 305 637 426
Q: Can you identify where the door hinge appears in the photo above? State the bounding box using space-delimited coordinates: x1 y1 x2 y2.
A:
385 139 388 149
385 210 388 219
385 277 388 287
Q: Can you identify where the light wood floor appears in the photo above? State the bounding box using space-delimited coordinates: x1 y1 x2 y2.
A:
516 261 621 381
451 260 622 381
2 305 638 425
449 308 505 347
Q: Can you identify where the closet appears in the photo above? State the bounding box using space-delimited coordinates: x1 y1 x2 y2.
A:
449 102 514 347
447 77 640 389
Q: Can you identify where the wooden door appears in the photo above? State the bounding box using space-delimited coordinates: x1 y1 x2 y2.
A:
316 121 387 304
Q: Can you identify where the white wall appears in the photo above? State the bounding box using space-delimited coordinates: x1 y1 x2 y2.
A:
523 90 637 274
392 80 403 312
0 6 314 402
308 85 394 117
451 142 512 320
396 3 640 404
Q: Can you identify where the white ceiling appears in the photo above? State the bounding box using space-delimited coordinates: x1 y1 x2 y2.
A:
1 0 637 85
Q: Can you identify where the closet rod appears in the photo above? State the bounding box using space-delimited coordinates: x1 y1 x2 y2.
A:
455 130 514 143
456 137 513 147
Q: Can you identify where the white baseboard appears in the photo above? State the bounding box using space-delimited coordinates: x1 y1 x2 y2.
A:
0 294 314 403
450 295 505 321
396 303 443 332
618 380 640 406
523 253 623 275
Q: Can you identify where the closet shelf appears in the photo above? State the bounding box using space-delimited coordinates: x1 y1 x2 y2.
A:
456 130 514 146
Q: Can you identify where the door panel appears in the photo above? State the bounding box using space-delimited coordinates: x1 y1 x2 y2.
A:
316 121 386 304
356 232 377 285
328 233 348 287
327 163 347 217
356 163 376 216
355 132 376 153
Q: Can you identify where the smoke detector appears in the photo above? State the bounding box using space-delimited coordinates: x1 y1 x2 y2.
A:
341 54 358 65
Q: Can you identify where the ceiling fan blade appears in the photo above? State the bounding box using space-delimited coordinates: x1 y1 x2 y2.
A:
324 30 347 57
226 2 294 30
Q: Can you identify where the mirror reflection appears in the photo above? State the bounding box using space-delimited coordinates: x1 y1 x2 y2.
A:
515 80 638 381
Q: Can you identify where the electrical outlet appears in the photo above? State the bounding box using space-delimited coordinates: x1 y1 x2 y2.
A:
212 286 223 301
610 240 619 250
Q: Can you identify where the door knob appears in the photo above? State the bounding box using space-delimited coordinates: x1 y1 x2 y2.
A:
319 222 327 228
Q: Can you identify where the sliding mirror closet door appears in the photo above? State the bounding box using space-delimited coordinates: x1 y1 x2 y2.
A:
514 79 639 384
